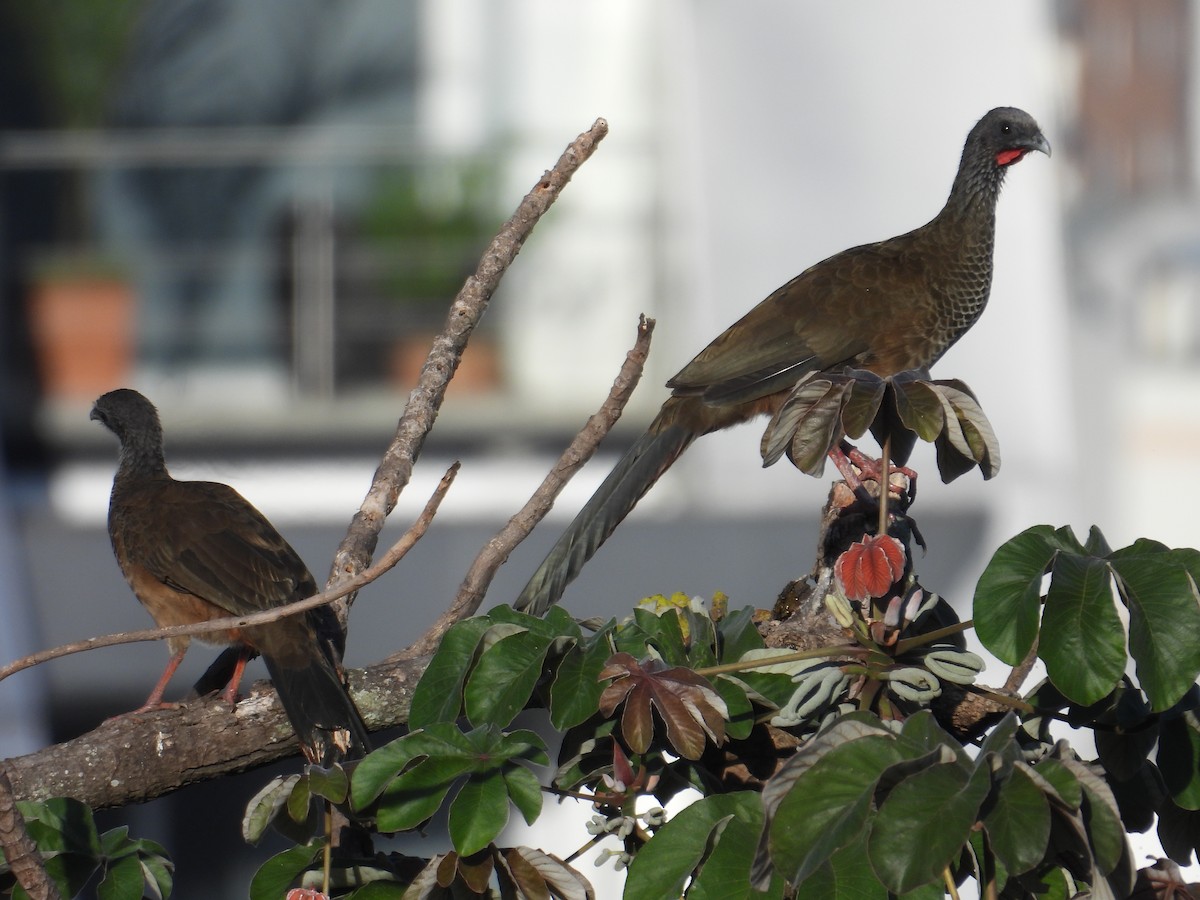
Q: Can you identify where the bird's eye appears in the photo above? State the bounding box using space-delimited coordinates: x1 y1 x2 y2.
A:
1001 123 1012 134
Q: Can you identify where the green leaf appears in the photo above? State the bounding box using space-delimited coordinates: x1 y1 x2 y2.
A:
630 608 689 665
717 606 766 663
973 525 1062 664
1157 800 1200 865
449 770 508 855
1040 553 1126 705
249 841 323 900
409 616 492 728
502 765 543 826
549 628 612 730
624 792 781 900
713 674 755 740
306 763 349 804
1159 710 1200 809
464 630 554 727
769 735 905 885
867 756 991 894
796 836 890 899
1060 758 1127 878
1027 757 1082 810
18 796 101 856
97 854 144 900
1110 549 1200 710
242 774 300 845
138 851 173 900
983 763 1051 876
377 755 476 833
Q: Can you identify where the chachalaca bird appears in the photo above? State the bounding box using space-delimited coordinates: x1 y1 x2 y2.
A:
515 107 1049 616
92 388 369 764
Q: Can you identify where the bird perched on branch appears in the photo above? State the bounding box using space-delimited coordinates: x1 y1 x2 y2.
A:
92 389 369 764
515 107 1049 617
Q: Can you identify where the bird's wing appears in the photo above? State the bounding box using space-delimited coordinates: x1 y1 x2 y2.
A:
121 480 315 617
667 236 932 405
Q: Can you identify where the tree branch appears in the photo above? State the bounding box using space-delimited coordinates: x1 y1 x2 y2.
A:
2 655 429 809
0 765 58 899
326 118 611 624
401 315 655 660
1 120 610 811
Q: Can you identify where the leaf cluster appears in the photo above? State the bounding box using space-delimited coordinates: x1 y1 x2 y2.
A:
0 797 172 900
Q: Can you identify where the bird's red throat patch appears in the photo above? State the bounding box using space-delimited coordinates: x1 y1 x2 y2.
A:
995 148 1027 167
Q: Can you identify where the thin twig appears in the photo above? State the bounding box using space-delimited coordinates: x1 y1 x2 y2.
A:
399 316 655 660
0 464 458 686
325 119 611 625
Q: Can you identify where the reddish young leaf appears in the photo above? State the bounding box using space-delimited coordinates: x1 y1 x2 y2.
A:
836 534 907 602
599 654 727 759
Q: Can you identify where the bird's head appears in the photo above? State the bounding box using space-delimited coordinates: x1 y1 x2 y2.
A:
973 107 1051 169
91 388 163 445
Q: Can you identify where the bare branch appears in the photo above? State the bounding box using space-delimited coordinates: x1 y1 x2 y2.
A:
1 123 612 812
326 118 611 623
0 463 458 686
0 765 58 899
2 654 428 810
401 315 656 659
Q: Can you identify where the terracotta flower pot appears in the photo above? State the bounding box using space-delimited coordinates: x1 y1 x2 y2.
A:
28 276 134 400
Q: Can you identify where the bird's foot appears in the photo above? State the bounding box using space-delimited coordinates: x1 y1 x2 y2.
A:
838 442 917 504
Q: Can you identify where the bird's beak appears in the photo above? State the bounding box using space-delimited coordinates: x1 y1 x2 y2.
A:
89 407 101 422
1026 133 1051 158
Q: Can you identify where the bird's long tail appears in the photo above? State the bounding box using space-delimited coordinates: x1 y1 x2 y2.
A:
514 412 696 616
264 642 371 765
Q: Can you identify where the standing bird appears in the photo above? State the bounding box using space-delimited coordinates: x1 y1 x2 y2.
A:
92 389 369 764
515 107 1049 616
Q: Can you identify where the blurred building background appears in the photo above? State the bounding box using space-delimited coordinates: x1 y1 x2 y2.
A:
0 1 1196 896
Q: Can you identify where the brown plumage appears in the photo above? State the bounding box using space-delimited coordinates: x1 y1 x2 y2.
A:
515 107 1050 616
92 388 369 763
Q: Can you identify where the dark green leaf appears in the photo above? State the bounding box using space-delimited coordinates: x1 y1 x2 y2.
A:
973 525 1062 664
97 825 130 859
796 837 890 899
769 735 905 885
717 606 766 663
550 628 612 730
1157 800 1200 865
1041 553 1125 706
502 765 543 826
713 674 755 740
248 841 322 900
409 616 492 728
18 797 101 856
1110 551 1200 711
1159 710 1200 809
306 763 349 804
377 755 474 833
625 792 780 900
892 380 946 443
465 629 554 727
630 608 689 665
1060 758 1127 879
96 854 143 900
983 763 1051 876
1028 757 1082 811
867 757 991 894
449 770 508 856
